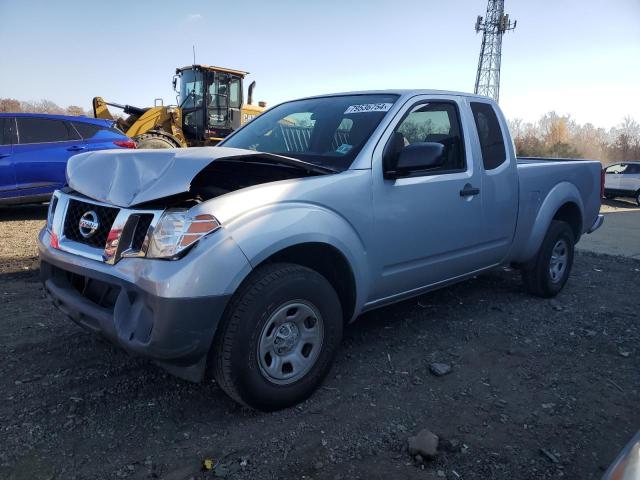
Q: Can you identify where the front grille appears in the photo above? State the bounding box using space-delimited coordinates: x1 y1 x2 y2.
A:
131 214 153 251
63 199 119 248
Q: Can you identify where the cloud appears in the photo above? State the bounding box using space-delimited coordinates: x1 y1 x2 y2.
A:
185 13 203 22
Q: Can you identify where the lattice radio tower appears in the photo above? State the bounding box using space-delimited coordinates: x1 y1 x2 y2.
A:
474 0 517 102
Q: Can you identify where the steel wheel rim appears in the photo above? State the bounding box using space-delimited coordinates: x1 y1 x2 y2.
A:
549 239 568 283
257 300 324 385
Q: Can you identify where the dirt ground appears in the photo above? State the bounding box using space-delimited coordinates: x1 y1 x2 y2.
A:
1 204 638 480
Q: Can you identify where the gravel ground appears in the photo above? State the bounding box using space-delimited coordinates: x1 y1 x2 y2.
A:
1 205 639 480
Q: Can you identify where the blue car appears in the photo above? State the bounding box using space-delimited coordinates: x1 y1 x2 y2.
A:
0 113 136 205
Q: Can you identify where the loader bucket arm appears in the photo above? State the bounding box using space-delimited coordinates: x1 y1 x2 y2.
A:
93 97 114 120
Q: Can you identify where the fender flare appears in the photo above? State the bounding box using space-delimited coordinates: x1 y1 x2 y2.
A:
520 181 584 262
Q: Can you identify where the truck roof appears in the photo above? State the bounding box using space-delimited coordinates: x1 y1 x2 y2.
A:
292 89 494 102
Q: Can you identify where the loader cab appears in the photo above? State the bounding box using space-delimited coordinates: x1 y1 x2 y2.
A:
176 65 245 144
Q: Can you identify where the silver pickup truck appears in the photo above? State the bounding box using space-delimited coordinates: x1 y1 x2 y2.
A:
38 90 604 410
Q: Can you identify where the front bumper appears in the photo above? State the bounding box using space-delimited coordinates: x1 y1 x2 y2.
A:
39 236 232 382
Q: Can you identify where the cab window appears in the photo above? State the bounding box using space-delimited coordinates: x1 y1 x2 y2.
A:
229 78 241 109
393 101 466 172
605 164 627 174
470 102 507 170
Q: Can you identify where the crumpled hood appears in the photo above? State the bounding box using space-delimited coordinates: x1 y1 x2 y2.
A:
66 146 261 207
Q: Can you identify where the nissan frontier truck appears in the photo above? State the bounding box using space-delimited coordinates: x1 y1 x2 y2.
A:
39 90 604 410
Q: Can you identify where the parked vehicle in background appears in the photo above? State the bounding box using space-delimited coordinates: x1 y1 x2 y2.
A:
604 161 640 206
0 113 135 205
39 90 603 410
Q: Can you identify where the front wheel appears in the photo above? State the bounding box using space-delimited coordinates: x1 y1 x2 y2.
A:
521 220 575 298
134 133 179 149
210 263 343 411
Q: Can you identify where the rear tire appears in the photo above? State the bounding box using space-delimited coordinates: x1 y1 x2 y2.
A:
635 190 640 207
521 220 575 298
210 263 343 411
134 133 179 149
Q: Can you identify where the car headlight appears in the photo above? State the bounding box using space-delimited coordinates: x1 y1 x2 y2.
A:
146 209 221 259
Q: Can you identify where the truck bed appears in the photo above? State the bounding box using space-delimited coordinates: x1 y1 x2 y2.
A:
509 158 602 263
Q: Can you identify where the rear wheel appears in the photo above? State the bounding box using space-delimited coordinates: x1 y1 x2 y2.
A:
134 133 179 149
635 190 640 207
210 263 343 411
521 220 575 298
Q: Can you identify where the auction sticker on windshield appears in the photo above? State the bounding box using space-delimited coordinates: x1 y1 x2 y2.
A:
344 103 393 114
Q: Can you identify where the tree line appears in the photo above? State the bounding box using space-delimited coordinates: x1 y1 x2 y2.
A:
0 98 92 118
509 112 640 164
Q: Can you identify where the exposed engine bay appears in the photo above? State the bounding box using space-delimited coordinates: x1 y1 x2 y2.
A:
189 158 321 201
64 147 328 209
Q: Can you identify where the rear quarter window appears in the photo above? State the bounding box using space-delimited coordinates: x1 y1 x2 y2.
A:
72 122 103 139
470 102 507 170
73 121 124 140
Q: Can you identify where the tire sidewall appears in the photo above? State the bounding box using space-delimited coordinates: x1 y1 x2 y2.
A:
226 267 342 410
538 222 575 296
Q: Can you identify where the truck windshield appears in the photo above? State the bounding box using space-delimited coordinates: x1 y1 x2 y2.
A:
179 70 205 109
220 94 399 170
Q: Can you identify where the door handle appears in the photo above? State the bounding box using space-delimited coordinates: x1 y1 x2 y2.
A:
67 145 86 151
460 185 480 197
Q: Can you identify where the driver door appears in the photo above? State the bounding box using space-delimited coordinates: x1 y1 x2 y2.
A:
369 96 488 302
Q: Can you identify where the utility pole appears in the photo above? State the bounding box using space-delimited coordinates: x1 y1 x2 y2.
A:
474 0 517 102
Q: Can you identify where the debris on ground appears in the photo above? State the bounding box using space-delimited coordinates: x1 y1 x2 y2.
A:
408 428 439 459
429 363 452 376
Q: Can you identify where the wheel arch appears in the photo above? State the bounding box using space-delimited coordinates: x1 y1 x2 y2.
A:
224 205 371 323
552 201 583 241
256 242 358 325
515 182 585 263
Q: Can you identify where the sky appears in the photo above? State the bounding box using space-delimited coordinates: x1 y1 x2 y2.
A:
0 0 639 129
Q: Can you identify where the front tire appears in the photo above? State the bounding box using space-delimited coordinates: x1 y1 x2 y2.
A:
521 220 575 298
210 263 343 411
134 133 179 149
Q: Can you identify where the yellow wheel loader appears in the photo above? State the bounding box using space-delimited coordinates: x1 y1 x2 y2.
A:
93 65 266 148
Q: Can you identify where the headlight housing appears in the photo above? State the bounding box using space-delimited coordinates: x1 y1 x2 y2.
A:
146 209 221 259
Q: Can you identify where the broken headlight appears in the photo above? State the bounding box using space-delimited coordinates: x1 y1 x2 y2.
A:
146 210 221 259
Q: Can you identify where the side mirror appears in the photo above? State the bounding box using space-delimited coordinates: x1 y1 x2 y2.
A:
172 76 178 92
384 140 445 178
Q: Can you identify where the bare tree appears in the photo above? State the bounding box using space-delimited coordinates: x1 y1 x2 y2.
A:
65 105 87 117
0 98 22 112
